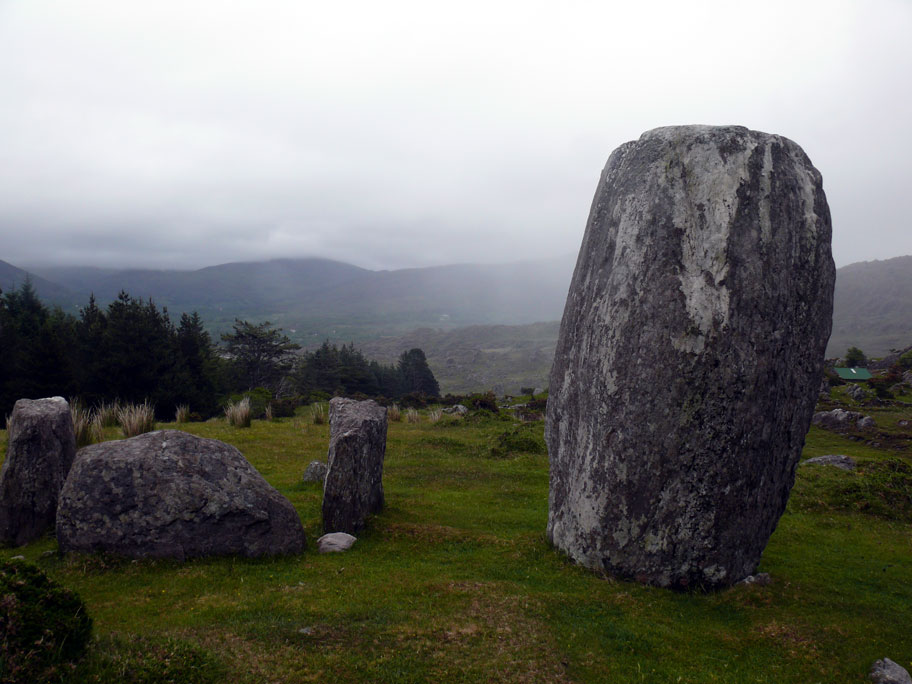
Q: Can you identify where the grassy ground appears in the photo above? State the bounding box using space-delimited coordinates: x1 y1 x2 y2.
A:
1 397 911 683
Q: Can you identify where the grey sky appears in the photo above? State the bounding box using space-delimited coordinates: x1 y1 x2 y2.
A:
1 0 909 271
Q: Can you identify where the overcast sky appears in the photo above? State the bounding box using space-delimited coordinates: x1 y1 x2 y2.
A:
1 0 909 271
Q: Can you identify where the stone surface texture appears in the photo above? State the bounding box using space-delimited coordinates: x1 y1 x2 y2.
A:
302 460 328 483
317 532 357 553
800 454 856 471
812 408 874 431
322 398 388 534
546 125 835 589
0 397 76 546
56 430 306 559
870 658 912 684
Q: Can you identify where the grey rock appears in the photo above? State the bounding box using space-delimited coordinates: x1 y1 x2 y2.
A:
316 532 357 553
546 126 835 589
870 658 912 684
0 397 76 546
857 415 876 430
302 460 328 483
818 379 830 399
56 430 306 559
322 398 387 535
442 404 468 416
801 454 856 470
847 383 867 401
737 572 771 586
533 388 544 396
812 408 865 430
904 370 912 385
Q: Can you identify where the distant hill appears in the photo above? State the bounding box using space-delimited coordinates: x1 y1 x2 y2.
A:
0 259 83 310
828 255 912 358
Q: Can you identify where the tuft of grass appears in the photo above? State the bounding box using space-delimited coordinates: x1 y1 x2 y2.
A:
428 407 443 423
310 403 326 425
406 408 420 423
388 404 402 422
264 404 274 422
74 634 226 683
69 399 103 448
95 400 122 429
224 397 252 428
175 404 190 424
117 401 156 438
488 424 547 458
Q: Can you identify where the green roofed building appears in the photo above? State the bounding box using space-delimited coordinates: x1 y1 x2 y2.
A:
835 367 873 381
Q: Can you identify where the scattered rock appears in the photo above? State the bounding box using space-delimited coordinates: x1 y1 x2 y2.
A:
847 384 867 401
0 397 77 546
857 415 877 430
302 460 328 483
801 454 856 470
57 430 306 560
737 572 772 586
322 398 388 535
442 404 468 416
317 532 357 553
870 658 912 684
812 408 865 430
533 388 544 396
546 126 835 589
904 370 912 386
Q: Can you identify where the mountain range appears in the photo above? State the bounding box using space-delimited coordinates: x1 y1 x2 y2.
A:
2 254 909 393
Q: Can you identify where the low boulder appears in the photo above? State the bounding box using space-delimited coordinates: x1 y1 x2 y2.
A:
0 397 76 546
801 454 856 471
322 398 387 535
847 384 867 401
812 408 873 431
442 404 468 416
302 460 328 483
316 532 357 553
56 430 306 560
857 415 877 430
870 658 912 684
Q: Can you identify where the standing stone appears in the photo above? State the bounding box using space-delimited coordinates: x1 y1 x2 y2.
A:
546 126 835 589
57 430 306 559
322 398 387 534
0 397 76 546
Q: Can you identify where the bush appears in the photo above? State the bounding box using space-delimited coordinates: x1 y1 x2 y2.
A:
224 388 272 419
468 391 498 413
224 397 252 428
0 559 92 683
117 401 156 438
311 403 327 425
900 349 912 370
489 425 547 459
400 392 432 409
388 404 402 422
268 397 298 418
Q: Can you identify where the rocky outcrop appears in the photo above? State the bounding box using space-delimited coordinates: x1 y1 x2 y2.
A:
56 430 306 559
546 126 835 589
322 398 387 534
812 408 874 431
0 397 76 546
302 461 328 483
801 454 856 471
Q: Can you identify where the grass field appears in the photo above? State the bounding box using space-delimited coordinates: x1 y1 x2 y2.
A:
1 392 911 683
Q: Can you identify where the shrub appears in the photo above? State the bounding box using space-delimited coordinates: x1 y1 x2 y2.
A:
175 404 190 424
406 408 420 423
400 392 432 409
268 397 298 418
307 390 331 403
70 400 102 448
224 397 252 428
311 403 326 425
0 559 92 682
117 401 156 438
489 425 547 459
388 404 402 422
188 412 203 423
900 349 912 370
468 391 498 413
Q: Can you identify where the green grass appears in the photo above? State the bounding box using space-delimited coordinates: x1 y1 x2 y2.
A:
1 404 911 683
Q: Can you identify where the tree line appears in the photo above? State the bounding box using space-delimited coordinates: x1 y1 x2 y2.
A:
0 281 439 420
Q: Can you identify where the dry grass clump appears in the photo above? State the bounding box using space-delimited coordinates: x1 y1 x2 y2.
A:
4 414 10 430
264 404 274 421
225 397 251 428
118 400 156 438
70 399 103 447
406 408 420 423
95 400 122 428
428 408 442 423
388 404 402 422
311 403 327 425
175 404 190 424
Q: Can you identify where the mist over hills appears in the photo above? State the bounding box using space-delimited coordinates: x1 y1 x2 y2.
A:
5 254 911 393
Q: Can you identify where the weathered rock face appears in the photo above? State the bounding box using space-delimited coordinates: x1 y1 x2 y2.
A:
322 398 387 534
546 125 835 589
0 397 76 546
56 430 306 559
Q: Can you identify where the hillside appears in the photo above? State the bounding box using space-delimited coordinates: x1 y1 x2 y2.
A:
0 259 83 310
827 255 912 358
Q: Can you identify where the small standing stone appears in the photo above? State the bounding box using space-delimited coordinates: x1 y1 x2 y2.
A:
302 461 328 483
0 397 76 546
316 532 357 553
322 398 388 534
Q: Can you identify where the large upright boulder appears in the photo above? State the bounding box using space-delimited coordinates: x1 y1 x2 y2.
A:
546 126 835 589
56 430 306 559
0 397 76 546
322 398 387 534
